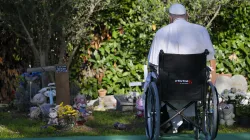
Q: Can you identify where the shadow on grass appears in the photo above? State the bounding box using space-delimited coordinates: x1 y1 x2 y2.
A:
84 110 145 135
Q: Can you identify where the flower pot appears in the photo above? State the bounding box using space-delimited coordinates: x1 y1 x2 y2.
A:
98 89 107 97
238 116 250 128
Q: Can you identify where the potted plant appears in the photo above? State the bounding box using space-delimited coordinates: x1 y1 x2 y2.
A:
95 68 107 97
98 88 107 97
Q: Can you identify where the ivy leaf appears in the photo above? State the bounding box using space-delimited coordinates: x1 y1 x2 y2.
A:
125 78 130 86
112 31 119 39
122 72 130 77
223 60 234 72
94 50 100 60
112 75 119 82
117 57 125 65
246 56 250 66
99 47 105 56
118 88 125 94
109 67 116 74
88 59 96 63
105 46 110 54
107 86 113 94
238 44 248 55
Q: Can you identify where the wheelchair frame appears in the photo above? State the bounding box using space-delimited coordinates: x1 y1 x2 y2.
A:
144 50 219 140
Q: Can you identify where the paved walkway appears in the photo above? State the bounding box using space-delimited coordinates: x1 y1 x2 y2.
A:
1 133 250 140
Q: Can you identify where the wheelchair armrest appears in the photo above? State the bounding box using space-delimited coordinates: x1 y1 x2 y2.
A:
206 66 212 72
148 63 158 73
206 66 212 81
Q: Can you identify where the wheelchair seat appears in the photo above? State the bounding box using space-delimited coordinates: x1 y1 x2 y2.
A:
144 49 219 140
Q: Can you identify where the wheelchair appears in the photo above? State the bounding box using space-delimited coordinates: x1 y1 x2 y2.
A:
144 49 219 140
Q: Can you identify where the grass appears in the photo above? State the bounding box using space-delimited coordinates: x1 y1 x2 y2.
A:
0 110 250 139
0 110 144 138
218 125 250 133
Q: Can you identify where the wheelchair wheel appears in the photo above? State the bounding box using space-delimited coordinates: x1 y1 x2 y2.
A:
203 82 219 140
145 82 160 140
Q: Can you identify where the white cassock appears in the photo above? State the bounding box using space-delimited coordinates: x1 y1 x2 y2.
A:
147 18 215 130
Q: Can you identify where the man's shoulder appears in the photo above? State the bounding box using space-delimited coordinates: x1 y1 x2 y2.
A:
155 22 208 35
155 25 170 36
189 22 207 32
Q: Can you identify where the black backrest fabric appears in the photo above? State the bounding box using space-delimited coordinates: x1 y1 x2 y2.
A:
159 49 208 101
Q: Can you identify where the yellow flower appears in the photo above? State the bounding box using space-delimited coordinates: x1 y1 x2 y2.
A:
152 24 156 31
60 102 64 106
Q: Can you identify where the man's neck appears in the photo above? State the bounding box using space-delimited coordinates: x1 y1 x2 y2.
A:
173 18 186 22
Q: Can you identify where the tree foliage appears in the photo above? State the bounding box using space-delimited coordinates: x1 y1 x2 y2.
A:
0 0 111 88
71 0 167 97
0 0 110 67
0 23 30 103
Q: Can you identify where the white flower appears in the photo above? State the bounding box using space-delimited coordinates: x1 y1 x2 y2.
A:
240 99 249 105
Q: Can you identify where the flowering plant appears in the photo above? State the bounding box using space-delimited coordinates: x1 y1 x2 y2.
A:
219 88 249 105
219 88 250 117
56 102 80 126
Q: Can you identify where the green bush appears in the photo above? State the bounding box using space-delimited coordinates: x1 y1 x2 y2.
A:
69 0 250 98
212 1 250 83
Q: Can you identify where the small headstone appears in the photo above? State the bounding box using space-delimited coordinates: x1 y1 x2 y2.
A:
102 95 117 109
215 76 232 95
231 75 248 93
114 95 136 111
91 95 117 111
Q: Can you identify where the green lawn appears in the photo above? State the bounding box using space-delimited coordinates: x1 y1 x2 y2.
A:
0 110 144 138
0 110 250 139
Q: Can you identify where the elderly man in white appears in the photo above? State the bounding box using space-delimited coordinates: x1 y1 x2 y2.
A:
147 3 216 133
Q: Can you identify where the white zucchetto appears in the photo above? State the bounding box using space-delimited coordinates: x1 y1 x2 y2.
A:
169 3 186 15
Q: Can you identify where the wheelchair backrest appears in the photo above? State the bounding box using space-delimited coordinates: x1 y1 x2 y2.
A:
159 49 209 101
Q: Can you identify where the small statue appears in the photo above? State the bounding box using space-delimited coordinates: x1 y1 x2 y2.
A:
228 93 236 100
48 108 58 125
219 104 235 126
29 107 41 119
220 89 229 102
73 93 92 116
76 102 90 116
73 93 87 108
29 92 52 119
30 93 47 106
